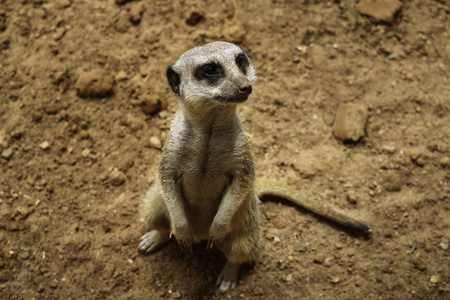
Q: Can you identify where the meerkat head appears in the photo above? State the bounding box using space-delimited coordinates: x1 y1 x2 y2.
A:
166 41 257 106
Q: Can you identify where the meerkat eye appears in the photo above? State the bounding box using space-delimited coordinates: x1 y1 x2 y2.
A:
194 63 223 82
204 65 217 77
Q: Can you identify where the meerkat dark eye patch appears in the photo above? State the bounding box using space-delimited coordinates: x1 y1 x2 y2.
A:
194 63 223 84
235 53 249 74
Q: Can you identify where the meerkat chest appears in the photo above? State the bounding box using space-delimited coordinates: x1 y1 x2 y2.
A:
179 131 242 204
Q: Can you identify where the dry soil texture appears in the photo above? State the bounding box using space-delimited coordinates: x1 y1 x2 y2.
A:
0 0 449 299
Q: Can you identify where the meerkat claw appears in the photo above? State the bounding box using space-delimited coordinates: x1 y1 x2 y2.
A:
207 238 215 250
177 239 192 254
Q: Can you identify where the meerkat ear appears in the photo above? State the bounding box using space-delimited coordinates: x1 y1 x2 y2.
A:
166 65 181 95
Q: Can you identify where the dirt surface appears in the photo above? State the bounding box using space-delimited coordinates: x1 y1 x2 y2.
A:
1 0 449 299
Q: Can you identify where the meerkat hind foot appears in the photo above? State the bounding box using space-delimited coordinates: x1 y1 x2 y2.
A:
216 261 240 293
138 230 170 255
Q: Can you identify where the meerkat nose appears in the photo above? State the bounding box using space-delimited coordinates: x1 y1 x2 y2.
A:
239 84 252 95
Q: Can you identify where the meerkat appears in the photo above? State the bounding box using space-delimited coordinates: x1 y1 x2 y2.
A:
138 41 370 293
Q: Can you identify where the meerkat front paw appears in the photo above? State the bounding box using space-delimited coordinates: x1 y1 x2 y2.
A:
138 230 171 255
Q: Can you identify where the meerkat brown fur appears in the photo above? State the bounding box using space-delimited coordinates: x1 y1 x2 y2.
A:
138 42 370 293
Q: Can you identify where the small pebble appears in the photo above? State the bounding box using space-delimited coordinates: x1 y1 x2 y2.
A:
439 157 450 168
115 71 128 82
159 110 169 119
382 145 397 154
264 211 277 220
323 256 334 267
407 148 421 161
430 275 440 284
1 148 13 159
81 149 91 158
273 236 281 244
52 27 66 41
347 248 356 257
109 169 126 186
0 129 11 148
439 237 448 250
149 136 162 149
313 255 324 264
346 190 358 204
277 260 286 270
416 158 425 166
20 251 29 260
286 274 292 282
171 291 181 299
37 284 45 293
330 276 340 284
39 141 50 150
131 264 139 272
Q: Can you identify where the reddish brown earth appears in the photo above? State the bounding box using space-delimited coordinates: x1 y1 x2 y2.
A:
0 0 449 299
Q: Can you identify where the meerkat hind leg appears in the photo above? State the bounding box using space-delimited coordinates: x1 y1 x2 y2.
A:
216 261 240 293
138 230 171 255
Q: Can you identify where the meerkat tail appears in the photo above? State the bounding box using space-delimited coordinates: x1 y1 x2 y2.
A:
255 178 371 234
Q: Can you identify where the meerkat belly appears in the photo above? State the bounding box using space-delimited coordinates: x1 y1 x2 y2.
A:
181 172 229 241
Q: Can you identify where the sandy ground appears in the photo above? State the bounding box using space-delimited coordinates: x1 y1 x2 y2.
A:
0 0 449 299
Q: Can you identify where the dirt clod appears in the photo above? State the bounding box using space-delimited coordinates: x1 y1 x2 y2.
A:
186 11 204 26
333 103 368 142
75 69 114 98
357 0 402 23
140 94 167 115
382 170 403 192
0 270 12 282
412 257 427 271
129 2 145 24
